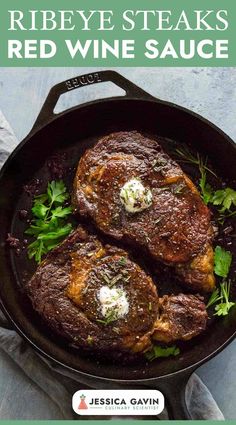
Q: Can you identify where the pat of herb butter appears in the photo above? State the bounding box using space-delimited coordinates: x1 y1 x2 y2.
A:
98 286 129 320
120 178 152 213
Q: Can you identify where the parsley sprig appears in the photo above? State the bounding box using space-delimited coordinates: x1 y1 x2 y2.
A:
214 245 232 278
206 246 235 316
25 180 73 263
211 188 236 223
206 280 235 316
145 345 180 362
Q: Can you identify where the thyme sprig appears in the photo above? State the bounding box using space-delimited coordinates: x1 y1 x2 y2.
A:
175 146 236 223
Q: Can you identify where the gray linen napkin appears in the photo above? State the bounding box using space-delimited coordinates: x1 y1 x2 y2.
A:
0 112 224 420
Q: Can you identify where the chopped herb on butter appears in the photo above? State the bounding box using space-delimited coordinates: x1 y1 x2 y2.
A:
97 286 129 325
120 178 152 214
118 256 127 266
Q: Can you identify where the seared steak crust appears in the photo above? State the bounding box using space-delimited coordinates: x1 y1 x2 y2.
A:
153 294 208 343
25 227 208 356
73 131 215 291
26 227 159 355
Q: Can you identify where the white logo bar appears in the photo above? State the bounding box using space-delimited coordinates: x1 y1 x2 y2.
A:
72 389 164 416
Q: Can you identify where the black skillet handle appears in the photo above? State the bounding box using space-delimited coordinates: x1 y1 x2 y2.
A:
136 370 194 420
160 371 193 420
31 70 155 133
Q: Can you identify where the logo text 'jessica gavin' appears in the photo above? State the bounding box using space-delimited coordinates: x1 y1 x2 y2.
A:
73 390 165 416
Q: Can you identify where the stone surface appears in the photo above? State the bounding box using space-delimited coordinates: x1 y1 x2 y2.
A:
0 67 235 419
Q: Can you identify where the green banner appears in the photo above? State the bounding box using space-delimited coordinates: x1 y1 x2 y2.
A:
0 0 235 66
0 421 232 424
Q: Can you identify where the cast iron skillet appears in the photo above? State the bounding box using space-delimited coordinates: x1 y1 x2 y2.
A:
0 70 236 419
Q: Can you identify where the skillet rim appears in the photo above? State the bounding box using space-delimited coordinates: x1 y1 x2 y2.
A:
0 95 236 382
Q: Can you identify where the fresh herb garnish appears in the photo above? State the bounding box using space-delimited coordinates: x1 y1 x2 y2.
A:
101 271 126 288
102 273 112 285
199 170 214 205
214 245 232 278
96 308 118 326
175 147 216 204
175 147 216 178
206 280 235 316
214 280 235 316
211 188 236 223
211 188 236 212
206 287 222 309
145 345 180 361
206 246 235 316
25 180 73 263
118 256 127 266
175 147 236 222
109 273 124 288
175 148 236 316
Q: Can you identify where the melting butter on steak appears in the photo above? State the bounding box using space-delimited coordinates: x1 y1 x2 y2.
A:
25 227 208 356
26 227 159 354
73 131 215 292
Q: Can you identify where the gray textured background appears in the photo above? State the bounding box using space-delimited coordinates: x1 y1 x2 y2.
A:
0 67 236 419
